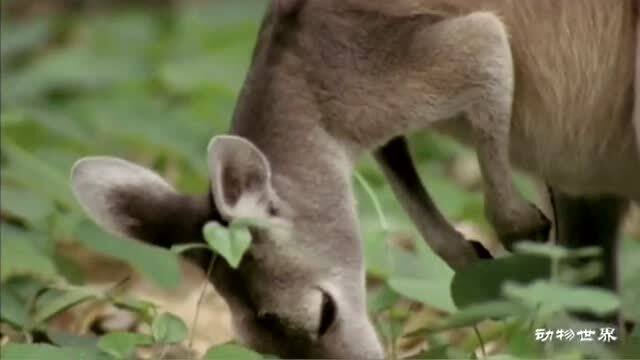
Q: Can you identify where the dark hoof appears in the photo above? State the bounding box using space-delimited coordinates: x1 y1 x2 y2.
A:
470 241 494 260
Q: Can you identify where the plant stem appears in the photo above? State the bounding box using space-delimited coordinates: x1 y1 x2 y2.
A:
189 254 217 349
354 170 389 232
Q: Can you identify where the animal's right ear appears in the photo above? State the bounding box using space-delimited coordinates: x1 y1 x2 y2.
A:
71 157 213 248
208 135 273 221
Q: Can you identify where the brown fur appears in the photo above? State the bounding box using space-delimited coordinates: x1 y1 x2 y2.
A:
71 1 640 358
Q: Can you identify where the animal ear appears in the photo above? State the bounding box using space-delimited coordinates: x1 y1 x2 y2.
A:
71 157 214 248
208 135 273 220
274 0 304 17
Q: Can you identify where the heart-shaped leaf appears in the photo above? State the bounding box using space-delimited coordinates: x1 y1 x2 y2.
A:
151 312 188 344
203 222 251 268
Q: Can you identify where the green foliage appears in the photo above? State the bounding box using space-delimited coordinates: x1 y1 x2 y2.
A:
97 332 153 359
1 1 639 359
451 254 550 308
0 225 59 283
203 221 253 269
504 281 619 316
204 344 264 360
151 313 188 344
1 343 109 360
32 289 96 324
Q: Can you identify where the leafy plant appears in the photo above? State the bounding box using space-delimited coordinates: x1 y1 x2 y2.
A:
1 1 639 359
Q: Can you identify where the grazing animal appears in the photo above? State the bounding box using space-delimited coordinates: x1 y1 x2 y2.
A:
71 0 639 358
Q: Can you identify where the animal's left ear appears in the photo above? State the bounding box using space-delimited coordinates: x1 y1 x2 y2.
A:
274 0 304 17
71 157 215 248
207 135 274 221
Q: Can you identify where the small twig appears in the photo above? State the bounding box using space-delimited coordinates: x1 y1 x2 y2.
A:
354 170 389 232
106 275 132 296
388 313 397 360
189 255 217 349
158 344 170 360
473 326 487 359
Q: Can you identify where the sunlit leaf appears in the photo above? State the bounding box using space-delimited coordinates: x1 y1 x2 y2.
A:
203 222 251 268
151 312 188 344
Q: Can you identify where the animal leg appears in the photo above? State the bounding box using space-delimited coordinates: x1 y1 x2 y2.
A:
550 188 628 324
450 14 551 248
398 12 550 250
375 136 491 270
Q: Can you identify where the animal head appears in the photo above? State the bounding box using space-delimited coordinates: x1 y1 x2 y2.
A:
71 135 382 358
69 1 427 357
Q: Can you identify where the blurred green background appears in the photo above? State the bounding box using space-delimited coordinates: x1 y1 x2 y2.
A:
1 1 639 359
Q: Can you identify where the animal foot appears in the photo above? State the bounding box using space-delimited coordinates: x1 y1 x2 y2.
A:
490 202 551 251
469 240 494 260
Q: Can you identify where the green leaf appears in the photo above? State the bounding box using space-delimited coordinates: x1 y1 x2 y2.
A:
423 301 528 334
203 222 251 268
363 230 393 279
514 242 570 260
0 185 55 228
623 269 640 323
0 284 29 327
112 297 157 324
0 224 59 283
204 344 264 360
75 221 182 289
368 284 400 315
97 332 153 359
33 289 96 324
515 242 602 261
503 280 620 316
621 237 640 322
1 137 77 211
47 330 100 349
151 312 188 344
387 238 457 313
0 343 109 360
451 254 550 309
388 277 457 313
